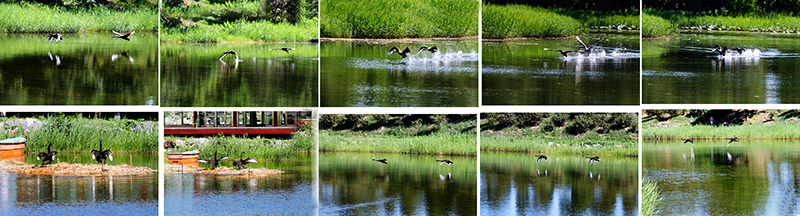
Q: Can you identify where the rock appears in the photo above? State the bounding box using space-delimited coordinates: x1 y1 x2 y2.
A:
548 142 554 147
132 121 156 133
174 139 186 147
185 138 210 147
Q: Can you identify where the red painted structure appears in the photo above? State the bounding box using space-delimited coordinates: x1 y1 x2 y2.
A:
165 127 297 135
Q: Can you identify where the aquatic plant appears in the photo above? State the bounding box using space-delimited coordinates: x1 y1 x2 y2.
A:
0 3 157 32
641 180 662 216
321 0 479 38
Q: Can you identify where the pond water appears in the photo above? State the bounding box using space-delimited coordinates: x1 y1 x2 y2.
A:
483 33 640 105
165 153 315 215
643 140 800 215
643 34 800 104
319 152 477 215
161 43 318 107
480 151 638 216
0 33 158 105
0 154 157 215
320 40 479 107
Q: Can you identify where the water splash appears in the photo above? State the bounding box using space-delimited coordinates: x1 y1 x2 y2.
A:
407 50 480 62
348 52 478 73
562 47 640 59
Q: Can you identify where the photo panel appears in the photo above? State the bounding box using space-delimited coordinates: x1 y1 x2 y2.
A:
320 0 480 107
641 109 800 215
162 110 316 215
0 112 158 214
482 0 641 105
318 113 478 214
480 112 639 215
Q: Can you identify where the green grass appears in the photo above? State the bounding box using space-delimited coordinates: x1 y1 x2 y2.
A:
0 115 157 154
641 180 662 216
0 3 157 32
321 0 478 38
161 18 319 42
481 135 637 156
643 124 800 139
482 4 582 38
645 9 800 35
320 131 477 156
552 9 639 31
643 12 676 37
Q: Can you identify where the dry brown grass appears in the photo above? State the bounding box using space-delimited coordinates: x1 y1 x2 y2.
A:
0 160 156 176
164 163 283 176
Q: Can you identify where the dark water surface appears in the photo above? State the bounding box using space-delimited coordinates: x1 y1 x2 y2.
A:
319 152 477 215
321 40 479 107
165 154 315 215
161 43 318 107
643 34 800 104
481 151 638 216
483 33 640 105
0 33 158 105
643 140 800 215
0 153 157 215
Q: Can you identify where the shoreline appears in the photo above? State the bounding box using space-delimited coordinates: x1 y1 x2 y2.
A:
319 149 477 157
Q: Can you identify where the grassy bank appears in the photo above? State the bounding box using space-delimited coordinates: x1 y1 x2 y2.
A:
643 12 675 37
482 4 638 38
319 114 477 155
321 0 478 38
641 180 662 216
643 124 800 139
481 113 638 156
165 128 314 161
0 115 157 154
481 136 637 156
160 18 318 43
320 131 476 155
643 110 800 139
644 9 800 37
0 3 157 32
161 0 317 43
483 4 582 38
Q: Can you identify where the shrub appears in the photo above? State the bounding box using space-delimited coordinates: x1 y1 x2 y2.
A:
567 114 596 134
550 113 570 127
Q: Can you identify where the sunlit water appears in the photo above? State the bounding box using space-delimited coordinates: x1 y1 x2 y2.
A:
165 154 315 215
0 33 158 105
480 151 638 216
643 34 800 104
161 43 319 107
483 33 640 105
643 140 800 215
321 40 479 107
319 152 478 215
0 153 158 215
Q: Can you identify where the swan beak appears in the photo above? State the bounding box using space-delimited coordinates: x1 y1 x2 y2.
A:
387 51 394 56
108 155 113 162
91 154 95 160
37 156 41 160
